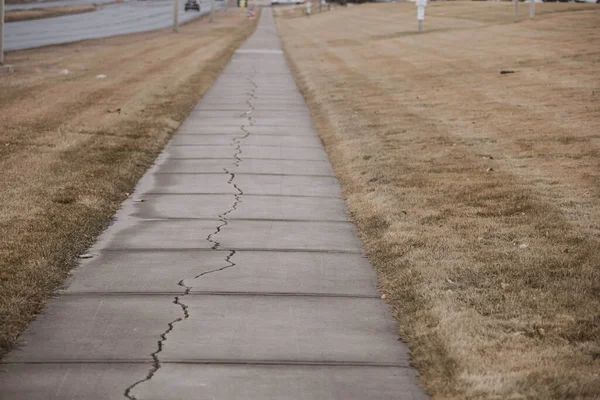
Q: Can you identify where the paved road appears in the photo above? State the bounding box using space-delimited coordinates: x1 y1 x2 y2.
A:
4 0 226 51
0 9 428 400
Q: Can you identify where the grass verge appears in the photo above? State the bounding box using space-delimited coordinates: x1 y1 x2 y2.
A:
0 9 258 358
276 2 600 398
5 4 97 22
5 5 97 22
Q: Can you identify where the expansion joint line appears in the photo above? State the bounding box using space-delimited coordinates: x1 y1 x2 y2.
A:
124 75 256 400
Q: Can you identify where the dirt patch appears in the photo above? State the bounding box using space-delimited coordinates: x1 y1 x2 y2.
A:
0 9 258 358
5 4 97 22
276 2 600 399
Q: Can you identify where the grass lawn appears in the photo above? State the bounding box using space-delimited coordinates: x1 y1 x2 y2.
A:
276 2 600 398
5 5 97 23
0 9 257 358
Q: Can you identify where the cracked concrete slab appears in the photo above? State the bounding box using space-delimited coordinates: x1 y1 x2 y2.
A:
106 220 361 252
0 364 150 400
166 144 328 160
134 194 349 221
160 295 409 365
177 117 316 127
204 90 302 96
4 295 404 364
195 103 308 111
65 251 378 295
196 98 305 105
0 8 428 400
234 158 334 175
182 251 377 295
147 174 341 197
135 365 428 400
63 251 232 294
3 296 178 362
190 110 312 119
177 124 317 136
0 364 426 400
156 158 334 175
170 134 323 148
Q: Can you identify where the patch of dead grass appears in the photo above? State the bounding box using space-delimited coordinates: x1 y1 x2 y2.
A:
0 9 258 358
276 2 600 398
5 4 97 22
6 0 68 4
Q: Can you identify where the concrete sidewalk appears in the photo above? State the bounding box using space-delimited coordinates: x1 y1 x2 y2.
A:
0 9 428 400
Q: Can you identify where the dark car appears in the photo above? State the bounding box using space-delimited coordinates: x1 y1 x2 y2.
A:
185 0 200 11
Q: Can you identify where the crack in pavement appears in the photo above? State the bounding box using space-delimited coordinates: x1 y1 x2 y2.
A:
123 300 182 399
124 74 257 400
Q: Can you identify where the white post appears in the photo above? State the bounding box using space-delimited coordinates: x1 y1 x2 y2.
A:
0 0 4 65
210 0 214 22
529 0 534 19
416 0 426 33
173 0 179 32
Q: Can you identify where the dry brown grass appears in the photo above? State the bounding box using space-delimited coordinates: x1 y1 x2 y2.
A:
5 4 97 22
276 2 600 398
273 1 338 18
0 9 257 358
6 0 56 4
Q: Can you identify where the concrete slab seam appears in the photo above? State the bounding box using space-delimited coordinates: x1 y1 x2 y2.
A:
102 248 362 255
168 144 323 149
143 193 343 200
123 217 351 224
52 292 380 299
1 360 409 368
165 157 327 162
153 172 337 178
